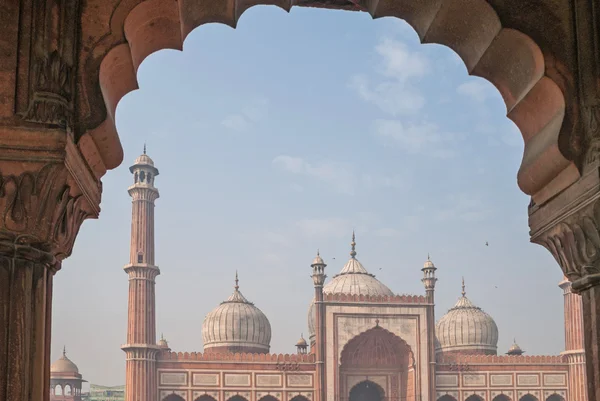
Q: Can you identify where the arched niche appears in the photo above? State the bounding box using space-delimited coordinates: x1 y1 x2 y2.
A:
439 395 458 401
227 396 249 401
520 395 539 401
258 396 280 401
466 395 484 401
493 395 512 401
163 394 185 401
194 396 217 401
340 326 415 401
546 394 565 401
289 397 310 401
349 380 385 401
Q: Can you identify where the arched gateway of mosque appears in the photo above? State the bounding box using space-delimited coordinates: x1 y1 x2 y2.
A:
340 327 416 401
2 1 600 401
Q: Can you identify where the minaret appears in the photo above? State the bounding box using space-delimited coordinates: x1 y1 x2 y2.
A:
122 147 160 401
421 255 437 401
311 248 327 401
559 277 587 401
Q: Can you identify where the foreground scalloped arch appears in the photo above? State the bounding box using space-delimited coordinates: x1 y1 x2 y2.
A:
87 0 577 201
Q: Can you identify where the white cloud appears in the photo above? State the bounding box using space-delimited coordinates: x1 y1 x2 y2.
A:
373 119 464 157
375 38 429 82
272 155 412 194
221 97 269 132
457 80 494 102
272 155 355 195
350 76 425 116
349 37 429 116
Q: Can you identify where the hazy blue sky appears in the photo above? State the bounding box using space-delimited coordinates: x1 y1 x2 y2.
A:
52 6 565 387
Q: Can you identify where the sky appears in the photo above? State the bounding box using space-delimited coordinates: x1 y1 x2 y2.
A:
51 6 566 387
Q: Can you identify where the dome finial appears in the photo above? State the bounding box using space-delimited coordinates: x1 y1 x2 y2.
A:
427 253 430 260
350 231 357 258
461 276 466 297
143 142 146 155
235 271 239 291
63 345 66 357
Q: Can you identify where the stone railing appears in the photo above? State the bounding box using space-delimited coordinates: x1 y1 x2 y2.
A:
323 293 428 304
158 351 316 363
437 354 566 365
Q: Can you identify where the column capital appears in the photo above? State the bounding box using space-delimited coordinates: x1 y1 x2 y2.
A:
529 167 600 293
0 128 100 262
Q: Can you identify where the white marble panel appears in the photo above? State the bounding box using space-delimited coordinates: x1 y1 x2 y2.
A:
463 374 486 387
517 375 539 386
193 373 219 386
256 374 282 387
161 373 187 386
490 375 512 386
224 374 251 387
543 374 566 386
436 375 459 387
287 374 313 387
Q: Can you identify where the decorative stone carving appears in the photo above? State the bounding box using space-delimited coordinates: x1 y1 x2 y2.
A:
287 374 313 387
490 375 512 386
0 163 94 260
256 374 282 387
436 375 459 386
463 374 486 386
543 374 566 386
224 373 250 386
517 375 539 386
16 0 81 130
160 372 187 386
530 180 600 293
193 373 219 386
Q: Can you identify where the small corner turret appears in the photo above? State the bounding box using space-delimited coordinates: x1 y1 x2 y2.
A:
421 254 437 300
311 249 327 287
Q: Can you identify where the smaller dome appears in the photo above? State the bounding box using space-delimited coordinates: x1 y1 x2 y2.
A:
296 334 308 347
51 347 79 374
312 250 325 266
423 255 435 269
435 278 499 356
507 339 525 356
158 334 170 349
202 272 271 354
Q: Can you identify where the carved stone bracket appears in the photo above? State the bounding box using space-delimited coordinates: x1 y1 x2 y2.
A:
0 128 100 401
530 166 600 293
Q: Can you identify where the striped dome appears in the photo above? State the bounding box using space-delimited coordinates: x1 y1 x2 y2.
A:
435 280 498 355
202 274 271 353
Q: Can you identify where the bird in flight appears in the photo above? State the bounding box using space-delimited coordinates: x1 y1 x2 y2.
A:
485 241 489 246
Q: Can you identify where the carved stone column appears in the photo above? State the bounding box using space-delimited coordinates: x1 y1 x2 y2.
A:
0 130 100 401
530 164 600 401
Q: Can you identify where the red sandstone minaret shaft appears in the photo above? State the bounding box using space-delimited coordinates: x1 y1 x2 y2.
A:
122 147 160 401
311 249 327 401
559 277 587 401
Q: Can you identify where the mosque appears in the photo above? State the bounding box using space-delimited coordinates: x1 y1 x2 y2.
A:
51 151 588 401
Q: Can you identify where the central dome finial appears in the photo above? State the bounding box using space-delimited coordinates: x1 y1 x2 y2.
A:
350 231 357 258
235 270 239 291
461 276 466 297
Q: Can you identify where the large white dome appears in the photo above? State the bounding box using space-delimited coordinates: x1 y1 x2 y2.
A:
435 281 498 356
308 234 393 341
202 275 271 354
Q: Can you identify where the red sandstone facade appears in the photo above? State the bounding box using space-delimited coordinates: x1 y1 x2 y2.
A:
120 152 588 401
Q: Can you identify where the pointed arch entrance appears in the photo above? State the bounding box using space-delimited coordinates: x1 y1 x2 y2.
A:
340 326 416 401
349 380 385 401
